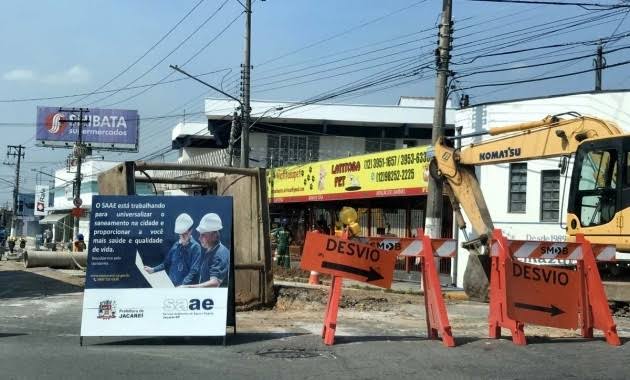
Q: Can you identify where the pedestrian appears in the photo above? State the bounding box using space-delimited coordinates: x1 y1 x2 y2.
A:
44 228 52 244
182 213 230 288
273 221 292 268
144 213 202 286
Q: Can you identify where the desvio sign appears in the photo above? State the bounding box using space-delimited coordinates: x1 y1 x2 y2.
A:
36 106 139 151
300 232 396 288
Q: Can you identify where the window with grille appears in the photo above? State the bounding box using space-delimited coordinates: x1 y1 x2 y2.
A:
365 138 396 153
508 163 527 213
267 134 319 167
540 170 560 222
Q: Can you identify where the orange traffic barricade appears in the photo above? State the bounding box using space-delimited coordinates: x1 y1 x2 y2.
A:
303 229 456 347
489 229 620 346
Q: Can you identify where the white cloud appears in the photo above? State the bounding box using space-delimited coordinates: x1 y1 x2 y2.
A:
2 69 36 81
42 65 90 84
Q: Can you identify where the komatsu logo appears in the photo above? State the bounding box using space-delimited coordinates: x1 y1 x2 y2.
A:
479 147 521 161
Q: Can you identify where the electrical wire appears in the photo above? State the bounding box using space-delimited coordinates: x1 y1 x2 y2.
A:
66 0 206 106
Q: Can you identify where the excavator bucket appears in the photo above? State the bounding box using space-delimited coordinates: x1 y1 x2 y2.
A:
463 254 491 302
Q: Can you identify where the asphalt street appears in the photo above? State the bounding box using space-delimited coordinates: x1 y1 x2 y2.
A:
0 265 628 380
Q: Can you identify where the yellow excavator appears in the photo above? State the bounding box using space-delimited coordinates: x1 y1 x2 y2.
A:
430 113 630 300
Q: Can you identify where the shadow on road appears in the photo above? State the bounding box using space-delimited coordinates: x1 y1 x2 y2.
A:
332 335 424 345
92 332 309 346
522 335 629 346
0 333 28 338
0 270 82 299
333 335 488 346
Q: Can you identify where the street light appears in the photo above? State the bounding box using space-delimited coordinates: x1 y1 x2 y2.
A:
169 65 243 168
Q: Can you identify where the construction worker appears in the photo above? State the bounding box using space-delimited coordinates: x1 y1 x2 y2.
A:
273 220 292 268
145 213 202 286
73 234 86 252
183 213 230 288
7 236 15 254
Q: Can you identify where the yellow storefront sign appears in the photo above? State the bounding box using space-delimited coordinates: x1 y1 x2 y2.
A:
267 146 431 203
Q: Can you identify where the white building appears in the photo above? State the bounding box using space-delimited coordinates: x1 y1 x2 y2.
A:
172 97 455 166
454 90 630 288
40 159 153 243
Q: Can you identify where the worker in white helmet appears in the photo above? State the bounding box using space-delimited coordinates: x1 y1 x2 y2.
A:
182 213 230 288
144 213 202 286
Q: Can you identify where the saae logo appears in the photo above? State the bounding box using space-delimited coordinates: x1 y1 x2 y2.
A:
45 113 66 135
163 298 214 311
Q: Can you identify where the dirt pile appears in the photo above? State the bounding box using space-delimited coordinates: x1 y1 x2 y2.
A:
273 285 413 313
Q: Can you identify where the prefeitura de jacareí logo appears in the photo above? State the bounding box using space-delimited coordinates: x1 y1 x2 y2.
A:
97 300 117 320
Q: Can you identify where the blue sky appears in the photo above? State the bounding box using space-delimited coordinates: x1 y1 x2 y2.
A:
0 0 628 203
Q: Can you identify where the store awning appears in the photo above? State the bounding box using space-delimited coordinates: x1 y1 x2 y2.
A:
39 213 69 225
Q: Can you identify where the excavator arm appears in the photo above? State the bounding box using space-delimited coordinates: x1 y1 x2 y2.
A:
430 114 623 300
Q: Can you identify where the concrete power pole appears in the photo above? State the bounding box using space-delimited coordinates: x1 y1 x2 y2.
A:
5 145 25 237
240 0 252 168
594 40 605 91
59 108 90 239
425 0 453 239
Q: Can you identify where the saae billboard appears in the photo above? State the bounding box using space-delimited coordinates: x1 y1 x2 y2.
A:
36 106 139 151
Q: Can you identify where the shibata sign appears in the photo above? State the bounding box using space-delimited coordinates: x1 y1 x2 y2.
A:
36 106 139 151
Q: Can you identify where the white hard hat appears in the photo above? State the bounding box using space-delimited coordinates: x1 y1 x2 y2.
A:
196 213 223 233
174 213 194 234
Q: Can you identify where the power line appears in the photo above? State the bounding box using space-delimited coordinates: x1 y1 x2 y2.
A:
456 57 630 91
454 44 630 78
66 0 206 106
453 30 630 64
88 0 231 106
256 0 428 68
0 68 230 103
100 10 243 108
467 0 630 9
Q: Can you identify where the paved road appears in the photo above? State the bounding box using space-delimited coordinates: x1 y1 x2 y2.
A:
0 263 628 380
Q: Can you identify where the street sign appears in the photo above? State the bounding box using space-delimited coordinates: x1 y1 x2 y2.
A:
73 197 83 207
71 207 84 217
506 260 579 329
300 232 396 288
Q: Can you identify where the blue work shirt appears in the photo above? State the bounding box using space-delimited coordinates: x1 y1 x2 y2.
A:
153 238 202 286
198 241 230 287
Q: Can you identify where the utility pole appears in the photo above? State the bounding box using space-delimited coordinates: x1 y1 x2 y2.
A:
594 39 605 91
425 0 453 239
240 0 252 168
228 111 239 167
5 145 25 237
59 108 90 239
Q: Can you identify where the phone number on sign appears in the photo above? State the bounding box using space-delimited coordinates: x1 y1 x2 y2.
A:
372 169 415 182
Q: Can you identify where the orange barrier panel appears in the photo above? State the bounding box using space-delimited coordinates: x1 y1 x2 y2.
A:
418 231 456 347
353 230 456 347
489 229 620 346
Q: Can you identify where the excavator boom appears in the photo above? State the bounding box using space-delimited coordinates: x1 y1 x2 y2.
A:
431 114 625 300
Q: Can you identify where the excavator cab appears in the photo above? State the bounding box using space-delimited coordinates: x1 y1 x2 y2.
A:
567 136 630 251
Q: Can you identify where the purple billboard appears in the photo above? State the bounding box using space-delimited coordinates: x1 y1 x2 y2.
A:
36 106 139 151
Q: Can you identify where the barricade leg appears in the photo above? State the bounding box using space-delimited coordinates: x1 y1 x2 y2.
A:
420 234 455 347
322 275 343 345
488 229 527 345
576 235 621 346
